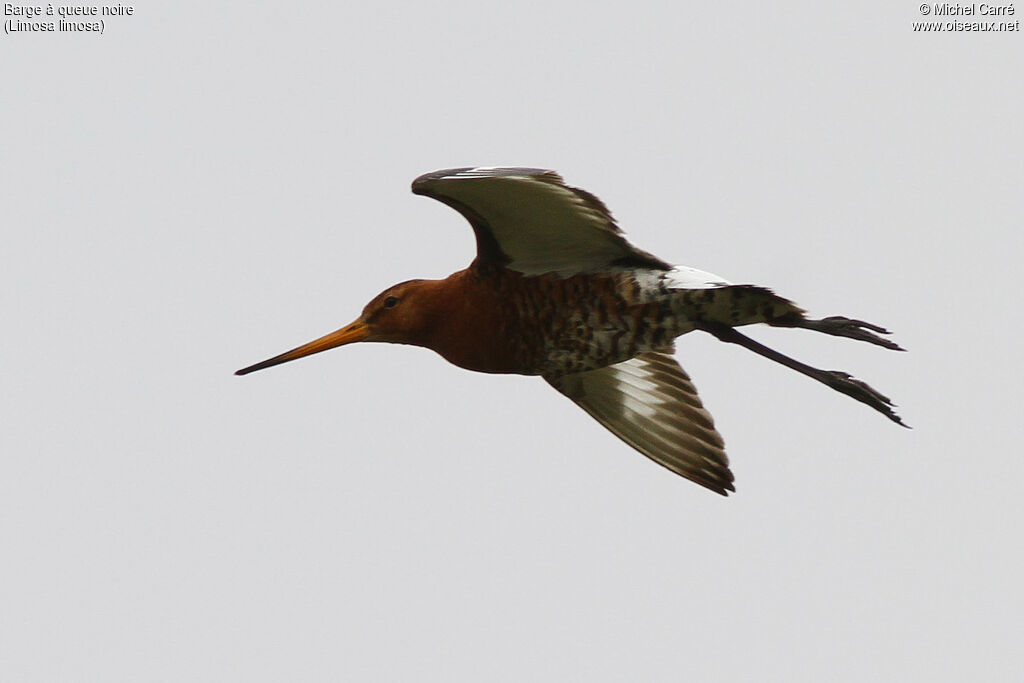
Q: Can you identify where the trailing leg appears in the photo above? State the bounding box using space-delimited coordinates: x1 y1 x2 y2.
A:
676 285 905 351
698 321 908 427
769 313 905 351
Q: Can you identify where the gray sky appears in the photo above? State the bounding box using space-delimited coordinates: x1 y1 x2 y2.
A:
3 2 1022 681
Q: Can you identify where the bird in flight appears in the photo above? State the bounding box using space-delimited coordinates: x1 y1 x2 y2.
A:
237 167 905 495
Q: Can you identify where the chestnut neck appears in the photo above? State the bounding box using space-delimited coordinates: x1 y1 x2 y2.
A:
398 269 519 374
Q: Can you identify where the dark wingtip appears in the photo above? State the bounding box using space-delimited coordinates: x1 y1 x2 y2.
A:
411 167 555 194
882 407 911 429
411 167 474 194
703 479 735 497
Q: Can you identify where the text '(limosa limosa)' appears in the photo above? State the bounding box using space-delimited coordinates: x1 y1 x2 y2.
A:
237 167 906 495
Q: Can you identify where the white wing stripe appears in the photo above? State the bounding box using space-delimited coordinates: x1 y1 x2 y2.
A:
412 168 671 276
545 351 733 494
609 365 720 436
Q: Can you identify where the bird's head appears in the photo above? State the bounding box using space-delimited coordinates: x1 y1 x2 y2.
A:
235 279 439 376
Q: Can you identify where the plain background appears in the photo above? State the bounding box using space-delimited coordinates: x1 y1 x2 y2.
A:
3 2 1022 681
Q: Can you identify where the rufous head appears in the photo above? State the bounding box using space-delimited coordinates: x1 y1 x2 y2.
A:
235 279 437 376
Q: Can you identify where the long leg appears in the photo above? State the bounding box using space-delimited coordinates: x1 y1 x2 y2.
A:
698 321 908 427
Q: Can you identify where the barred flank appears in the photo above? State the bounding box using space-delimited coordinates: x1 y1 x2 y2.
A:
673 285 806 327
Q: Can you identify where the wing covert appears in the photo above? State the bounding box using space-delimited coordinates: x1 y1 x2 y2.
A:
412 167 670 276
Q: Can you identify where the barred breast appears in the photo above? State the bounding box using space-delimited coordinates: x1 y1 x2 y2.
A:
490 268 806 377
494 270 685 375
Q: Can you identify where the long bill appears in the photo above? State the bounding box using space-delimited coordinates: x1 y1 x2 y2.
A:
235 319 369 376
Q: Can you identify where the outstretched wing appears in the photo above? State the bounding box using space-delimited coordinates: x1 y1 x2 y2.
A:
411 167 671 276
545 351 734 495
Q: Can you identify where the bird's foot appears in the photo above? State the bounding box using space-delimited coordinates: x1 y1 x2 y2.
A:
821 369 909 428
795 316 906 351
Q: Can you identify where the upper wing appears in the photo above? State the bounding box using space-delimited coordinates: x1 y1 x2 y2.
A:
545 351 734 495
411 167 671 276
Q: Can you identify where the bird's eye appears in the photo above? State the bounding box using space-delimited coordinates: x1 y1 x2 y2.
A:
383 296 399 308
